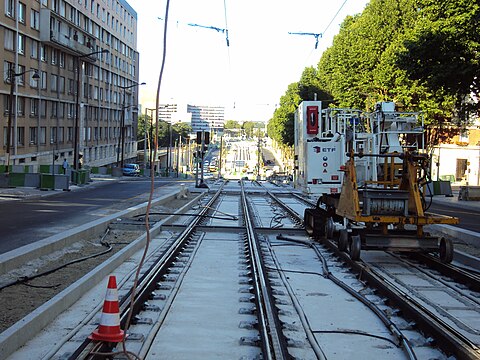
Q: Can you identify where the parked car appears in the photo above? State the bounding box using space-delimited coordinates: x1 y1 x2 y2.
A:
122 163 140 176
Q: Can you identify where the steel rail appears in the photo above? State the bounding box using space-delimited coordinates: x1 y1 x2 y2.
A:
292 189 480 358
240 181 291 359
70 184 225 359
290 196 480 359
352 259 480 359
411 253 480 293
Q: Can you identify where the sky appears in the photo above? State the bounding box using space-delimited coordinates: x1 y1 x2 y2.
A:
127 0 370 122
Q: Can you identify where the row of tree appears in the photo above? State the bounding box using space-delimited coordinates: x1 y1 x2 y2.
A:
136 115 192 150
135 117 266 150
267 0 479 148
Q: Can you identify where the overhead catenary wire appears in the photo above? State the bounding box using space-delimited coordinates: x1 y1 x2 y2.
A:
322 0 349 35
288 0 350 50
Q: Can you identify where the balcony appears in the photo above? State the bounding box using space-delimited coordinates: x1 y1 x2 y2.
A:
39 9 96 57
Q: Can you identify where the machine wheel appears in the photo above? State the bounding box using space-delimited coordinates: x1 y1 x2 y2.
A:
325 217 334 239
338 229 348 252
349 235 361 261
439 237 453 263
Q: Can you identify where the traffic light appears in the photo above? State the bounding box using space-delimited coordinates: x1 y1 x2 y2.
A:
204 131 210 145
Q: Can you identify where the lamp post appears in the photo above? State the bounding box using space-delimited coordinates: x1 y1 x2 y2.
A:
116 82 146 168
5 69 40 174
166 121 173 177
73 49 109 171
144 108 155 171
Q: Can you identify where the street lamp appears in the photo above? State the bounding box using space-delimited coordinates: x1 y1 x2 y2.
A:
73 49 109 171
143 108 155 171
116 82 146 168
5 69 40 174
166 121 173 177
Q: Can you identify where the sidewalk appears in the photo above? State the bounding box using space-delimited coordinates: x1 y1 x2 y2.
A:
429 190 480 211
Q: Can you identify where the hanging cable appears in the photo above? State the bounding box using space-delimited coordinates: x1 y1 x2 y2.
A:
322 0 349 35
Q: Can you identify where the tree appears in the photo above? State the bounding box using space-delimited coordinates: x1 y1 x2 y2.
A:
172 122 192 140
224 120 241 129
395 0 480 123
267 67 331 147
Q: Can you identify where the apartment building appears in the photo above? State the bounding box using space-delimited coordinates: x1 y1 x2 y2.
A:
1 0 139 170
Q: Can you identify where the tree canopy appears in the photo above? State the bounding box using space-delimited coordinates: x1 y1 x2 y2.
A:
267 0 479 148
137 115 192 149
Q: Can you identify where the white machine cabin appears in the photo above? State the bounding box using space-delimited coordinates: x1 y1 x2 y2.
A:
294 101 362 195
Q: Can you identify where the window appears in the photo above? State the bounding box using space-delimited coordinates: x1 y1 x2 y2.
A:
30 9 39 30
51 101 57 117
18 2 26 23
40 44 47 62
5 0 15 17
50 127 57 143
51 74 58 92
17 127 24 145
39 126 46 144
3 126 10 146
17 65 26 85
17 97 25 116
4 28 14 51
58 102 64 117
17 34 25 54
51 49 58 65
67 126 73 142
40 100 46 117
68 78 75 94
30 98 38 116
40 71 47 89
30 68 39 87
58 127 64 143
68 103 74 118
58 76 65 93
59 52 65 68
59 0 65 16
29 127 37 145
3 94 10 115
31 39 38 59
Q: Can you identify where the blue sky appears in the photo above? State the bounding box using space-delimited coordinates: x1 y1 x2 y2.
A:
128 0 370 121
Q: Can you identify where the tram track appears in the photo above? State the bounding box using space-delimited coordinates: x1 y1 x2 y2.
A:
4 180 479 359
271 190 480 359
326 228 480 359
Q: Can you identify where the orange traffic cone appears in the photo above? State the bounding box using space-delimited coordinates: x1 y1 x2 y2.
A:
89 275 125 342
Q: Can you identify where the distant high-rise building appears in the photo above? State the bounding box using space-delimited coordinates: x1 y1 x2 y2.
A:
157 103 224 133
0 0 139 169
187 104 225 133
158 103 191 124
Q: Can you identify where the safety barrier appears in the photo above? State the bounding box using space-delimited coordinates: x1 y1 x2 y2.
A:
458 186 480 201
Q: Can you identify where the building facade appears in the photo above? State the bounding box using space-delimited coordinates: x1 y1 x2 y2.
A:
431 125 480 186
158 103 191 125
187 104 225 133
1 0 139 171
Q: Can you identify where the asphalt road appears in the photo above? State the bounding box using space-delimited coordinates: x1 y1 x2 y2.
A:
428 201 480 233
0 178 179 255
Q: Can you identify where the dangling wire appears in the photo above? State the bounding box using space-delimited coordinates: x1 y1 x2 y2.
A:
122 1 171 357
